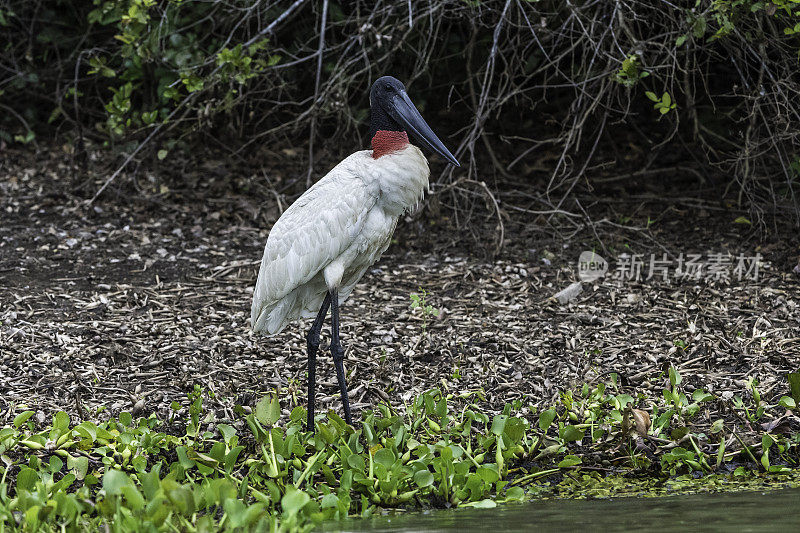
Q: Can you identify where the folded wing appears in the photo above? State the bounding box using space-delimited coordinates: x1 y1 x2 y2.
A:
251 165 376 334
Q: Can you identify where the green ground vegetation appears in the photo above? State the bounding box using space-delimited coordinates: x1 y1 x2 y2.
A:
1 368 798 531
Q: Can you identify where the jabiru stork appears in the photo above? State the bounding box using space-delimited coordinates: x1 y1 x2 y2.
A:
251 76 459 430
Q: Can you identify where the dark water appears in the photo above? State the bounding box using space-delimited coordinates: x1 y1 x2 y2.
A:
321 489 800 532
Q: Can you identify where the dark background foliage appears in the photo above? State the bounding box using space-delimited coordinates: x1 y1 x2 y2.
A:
2 0 799 224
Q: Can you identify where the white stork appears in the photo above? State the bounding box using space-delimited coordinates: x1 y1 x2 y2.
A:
251 76 459 429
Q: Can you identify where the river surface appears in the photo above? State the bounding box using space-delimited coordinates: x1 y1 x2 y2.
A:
321 488 800 532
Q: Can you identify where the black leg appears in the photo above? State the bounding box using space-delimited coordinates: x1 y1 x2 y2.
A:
329 290 353 425
306 293 331 431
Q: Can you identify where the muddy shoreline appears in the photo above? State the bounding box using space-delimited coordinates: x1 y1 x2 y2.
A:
1 146 798 441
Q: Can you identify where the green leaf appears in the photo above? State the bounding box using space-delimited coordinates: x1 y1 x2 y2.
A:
142 110 157 124
645 91 659 102
132 455 147 473
462 498 496 508
119 411 132 427
374 448 396 468
74 421 97 442
733 216 752 225
13 411 34 428
504 486 525 501
761 454 770 470
16 466 38 492
140 464 163 500
787 372 800 404
53 411 70 431
778 396 796 410
103 469 133 496
320 493 339 509
676 34 688 46
181 74 204 93
716 437 726 467
538 409 556 431
440 445 453 462
504 417 525 442
224 446 244 472
692 389 714 402
289 406 306 422
281 487 311 515
476 465 500 484
671 427 689 440
49 455 63 473
559 425 584 442
613 394 634 409
255 395 281 426
176 446 195 469
346 454 365 472
218 423 236 444
121 485 145 510
669 366 682 387
557 454 583 468
157 149 168 160
692 16 707 38
66 455 89 480
490 415 507 436
168 485 196 515
414 469 434 487
662 92 671 106
435 396 448 417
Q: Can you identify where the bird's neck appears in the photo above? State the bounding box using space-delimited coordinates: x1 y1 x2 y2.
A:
368 104 408 159
371 130 409 159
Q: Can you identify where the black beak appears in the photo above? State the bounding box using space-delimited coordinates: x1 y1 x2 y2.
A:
388 90 460 167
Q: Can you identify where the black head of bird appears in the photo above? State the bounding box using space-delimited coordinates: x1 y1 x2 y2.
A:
368 76 460 167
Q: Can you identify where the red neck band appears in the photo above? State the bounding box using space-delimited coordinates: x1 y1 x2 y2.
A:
371 130 409 159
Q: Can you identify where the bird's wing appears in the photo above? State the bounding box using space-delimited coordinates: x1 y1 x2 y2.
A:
251 159 376 329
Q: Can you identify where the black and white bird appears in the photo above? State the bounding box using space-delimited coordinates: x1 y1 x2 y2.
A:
251 76 459 430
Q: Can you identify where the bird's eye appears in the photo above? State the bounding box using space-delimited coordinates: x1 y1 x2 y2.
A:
384 84 392 91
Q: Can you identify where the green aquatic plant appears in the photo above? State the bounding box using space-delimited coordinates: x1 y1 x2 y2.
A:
0 378 798 531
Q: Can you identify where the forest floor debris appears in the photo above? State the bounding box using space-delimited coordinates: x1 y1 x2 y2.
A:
0 145 798 435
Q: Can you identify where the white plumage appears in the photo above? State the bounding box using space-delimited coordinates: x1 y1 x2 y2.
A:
251 144 429 335
249 75 459 429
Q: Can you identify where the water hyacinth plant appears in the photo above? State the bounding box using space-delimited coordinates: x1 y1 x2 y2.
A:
0 373 798 531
